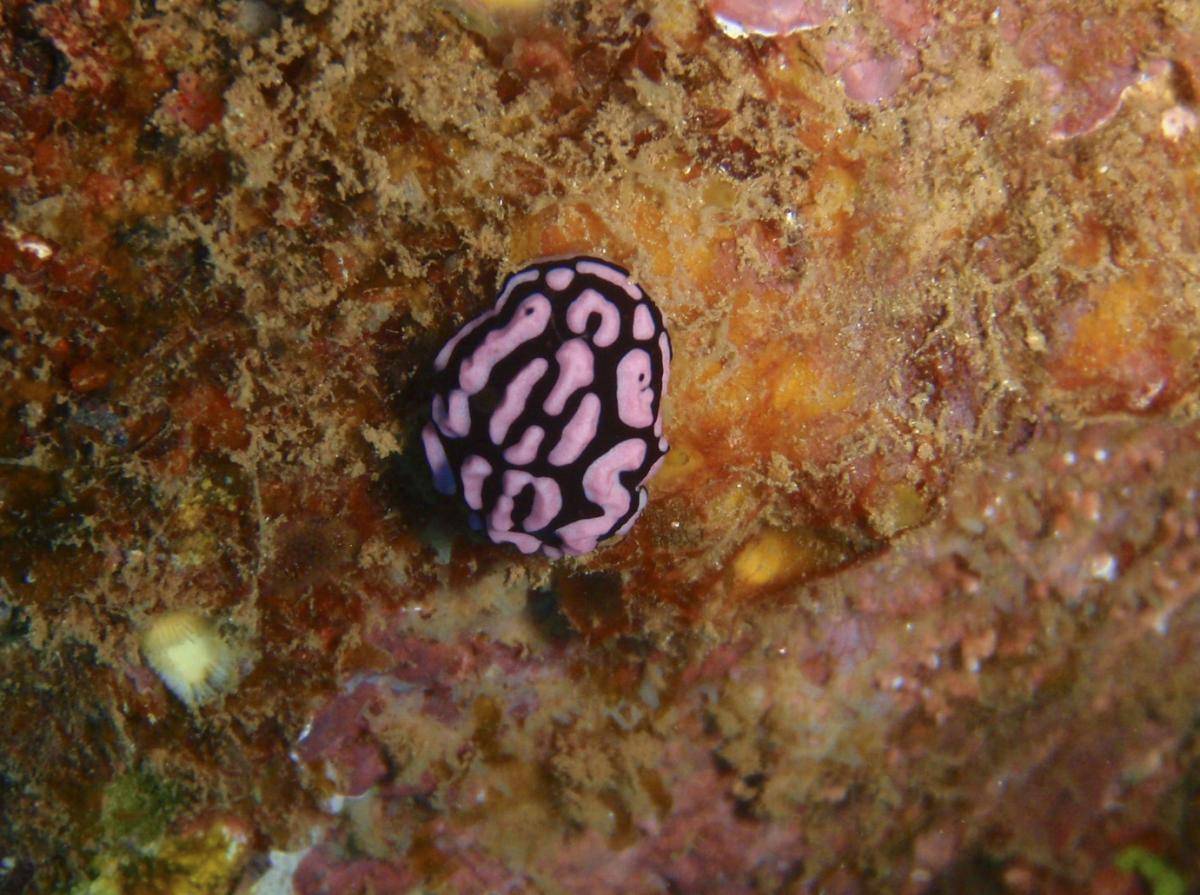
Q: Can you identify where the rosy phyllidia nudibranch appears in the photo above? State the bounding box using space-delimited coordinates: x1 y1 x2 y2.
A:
423 256 671 557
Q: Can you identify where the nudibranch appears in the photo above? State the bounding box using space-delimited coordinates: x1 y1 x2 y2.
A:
423 256 671 557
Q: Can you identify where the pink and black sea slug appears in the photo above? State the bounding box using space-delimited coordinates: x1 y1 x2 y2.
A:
423 257 671 558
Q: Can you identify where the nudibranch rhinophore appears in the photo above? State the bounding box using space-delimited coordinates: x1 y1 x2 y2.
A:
423 256 671 558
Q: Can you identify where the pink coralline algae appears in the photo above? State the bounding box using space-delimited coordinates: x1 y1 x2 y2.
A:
708 0 846 37
824 37 911 105
824 1 934 105
998 1 1152 140
423 257 672 557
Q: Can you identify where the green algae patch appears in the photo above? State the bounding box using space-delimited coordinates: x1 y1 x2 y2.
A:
67 769 193 895
99 769 188 848
1115 847 1186 895
71 795 250 895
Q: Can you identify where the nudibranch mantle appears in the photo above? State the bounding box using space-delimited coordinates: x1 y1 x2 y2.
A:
423 256 671 558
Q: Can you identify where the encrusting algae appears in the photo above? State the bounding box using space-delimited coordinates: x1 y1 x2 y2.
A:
71 819 251 895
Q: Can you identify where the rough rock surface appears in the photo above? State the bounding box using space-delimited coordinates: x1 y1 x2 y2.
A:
1 0 1198 892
